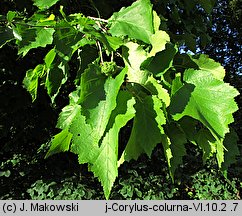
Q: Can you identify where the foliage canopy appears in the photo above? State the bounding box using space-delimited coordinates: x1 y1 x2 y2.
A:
0 0 239 199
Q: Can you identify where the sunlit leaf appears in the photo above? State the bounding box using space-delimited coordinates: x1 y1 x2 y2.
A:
33 0 60 10
91 91 135 199
109 0 154 43
149 30 170 57
123 42 149 84
170 69 239 139
23 64 45 101
45 129 73 158
191 54 226 80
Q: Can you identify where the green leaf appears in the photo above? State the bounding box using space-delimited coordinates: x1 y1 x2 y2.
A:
149 30 170 57
54 21 85 61
153 11 160 32
109 0 154 43
191 54 226 80
23 64 45 101
0 26 15 48
68 13 95 31
68 88 81 105
145 76 170 107
79 63 106 110
165 123 187 178
89 31 116 54
142 43 177 76
171 73 183 96
183 33 196 53
195 128 217 164
33 0 60 10
70 111 100 164
179 116 197 145
170 69 239 139
57 104 82 129
7 11 16 22
120 95 166 161
18 27 55 56
123 42 149 84
160 134 172 174
12 26 22 41
45 129 73 158
45 58 69 102
216 139 225 168
221 130 240 171
91 91 136 199
105 35 123 51
173 53 198 71
86 67 128 140
75 45 98 85
44 48 56 69
27 12 56 26
69 91 136 199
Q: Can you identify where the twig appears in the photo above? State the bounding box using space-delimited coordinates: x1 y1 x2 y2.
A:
87 16 108 23
111 51 114 62
96 41 103 63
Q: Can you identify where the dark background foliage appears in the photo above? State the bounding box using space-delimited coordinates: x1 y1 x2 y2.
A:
0 0 241 199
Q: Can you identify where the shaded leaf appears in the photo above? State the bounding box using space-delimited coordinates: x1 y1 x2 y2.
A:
173 53 198 71
75 45 98 85
86 67 127 140
18 27 55 56
45 58 69 102
121 95 166 161
221 130 240 171
142 43 177 76
165 123 187 178
0 26 15 48
79 63 106 110
54 21 84 61
179 116 198 145
183 33 196 53
198 0 216 14
195 128 217 163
